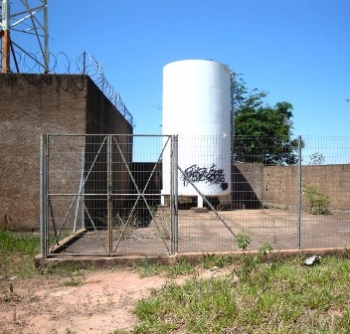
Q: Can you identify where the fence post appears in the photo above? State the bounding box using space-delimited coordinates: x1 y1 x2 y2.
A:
297 135 302 248
107 135 113 256
82 51 87 74
170 135 179 255
81 147 86 229
170 135 174 255
40 134 48 258
173 135 179 254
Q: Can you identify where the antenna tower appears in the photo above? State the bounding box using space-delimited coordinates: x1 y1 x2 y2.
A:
0 0 48 73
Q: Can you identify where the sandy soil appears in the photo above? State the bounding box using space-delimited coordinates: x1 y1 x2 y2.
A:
0 267 232 334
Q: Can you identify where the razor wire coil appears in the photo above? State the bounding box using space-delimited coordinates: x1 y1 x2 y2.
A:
0 50 134 127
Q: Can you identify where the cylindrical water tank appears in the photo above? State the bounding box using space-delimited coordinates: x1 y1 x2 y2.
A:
161 59 233 205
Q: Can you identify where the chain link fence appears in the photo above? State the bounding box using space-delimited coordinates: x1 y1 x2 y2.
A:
40 134 350 258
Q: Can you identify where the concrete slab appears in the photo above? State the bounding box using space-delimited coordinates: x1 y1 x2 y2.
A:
43 208 350 260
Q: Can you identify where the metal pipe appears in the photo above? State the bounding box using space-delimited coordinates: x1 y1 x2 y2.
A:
39 134 48 258
297 135 302 248
173 135 179 254
43 1 49 72
81 147 86 229
170 136 174 254
107 135 113 256
73 148 85 233
1 0 10 72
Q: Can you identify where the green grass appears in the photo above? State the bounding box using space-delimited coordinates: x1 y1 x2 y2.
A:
133 277 237 333
200 253 235 269
0 229 41 279
0 228 94 278
3 228 350 333
0 229 40 255
137 256 196 278
117 255 350 334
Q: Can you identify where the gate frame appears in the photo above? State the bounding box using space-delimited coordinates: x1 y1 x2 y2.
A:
40 133 178 258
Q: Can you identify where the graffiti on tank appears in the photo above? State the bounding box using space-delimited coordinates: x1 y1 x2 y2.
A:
182 164 228 190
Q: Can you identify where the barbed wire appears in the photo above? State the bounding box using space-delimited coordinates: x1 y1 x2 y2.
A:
0 51 134 127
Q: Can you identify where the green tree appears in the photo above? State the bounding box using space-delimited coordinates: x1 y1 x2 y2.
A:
233 77 300 165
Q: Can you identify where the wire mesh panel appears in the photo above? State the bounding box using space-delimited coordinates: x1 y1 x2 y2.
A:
175 135 301 253
110 135 173 256
176 135 349 253
41 134 350 258
44 134 90 255
299 136 350 249
226 135 350 252
173 135 235 253
42 134 173 257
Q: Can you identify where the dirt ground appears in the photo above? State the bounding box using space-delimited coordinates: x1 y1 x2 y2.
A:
0 266 232 334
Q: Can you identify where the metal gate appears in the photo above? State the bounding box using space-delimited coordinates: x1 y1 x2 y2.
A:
40 134 178 257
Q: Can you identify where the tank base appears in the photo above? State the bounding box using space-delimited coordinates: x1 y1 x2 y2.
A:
218 194 231 206
160 194 232 210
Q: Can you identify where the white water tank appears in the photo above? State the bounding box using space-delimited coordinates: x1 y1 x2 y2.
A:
161 59 233 207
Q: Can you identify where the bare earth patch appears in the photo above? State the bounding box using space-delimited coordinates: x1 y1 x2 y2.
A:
0 267 233 334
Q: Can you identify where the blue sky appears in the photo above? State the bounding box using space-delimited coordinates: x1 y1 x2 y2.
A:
6 0 350 138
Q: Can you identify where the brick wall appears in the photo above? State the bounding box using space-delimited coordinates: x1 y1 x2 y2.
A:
0 74 132 230
230 163 350 211
263 164 350 211
263 166 298 208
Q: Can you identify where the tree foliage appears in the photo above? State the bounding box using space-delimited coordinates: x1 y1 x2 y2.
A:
233 77 300 165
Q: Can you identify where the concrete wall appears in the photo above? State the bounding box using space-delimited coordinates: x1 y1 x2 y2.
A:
263 166 298 208
264 164 350 211
231 163 264 208
0 74 132 230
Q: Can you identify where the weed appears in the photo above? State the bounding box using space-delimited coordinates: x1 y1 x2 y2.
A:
60 277 82 287
42 261 87 276
137 257 164 277
138 257 196 278
258 241 274 255
234 254 257 282
0 229 40 279
303 183 331 215
335 308 350 331
165 257 195 278
235 230 251 251
0 229 40 255
200 253 234 269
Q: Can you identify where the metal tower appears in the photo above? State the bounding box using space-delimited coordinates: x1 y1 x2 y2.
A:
0 0 49 73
